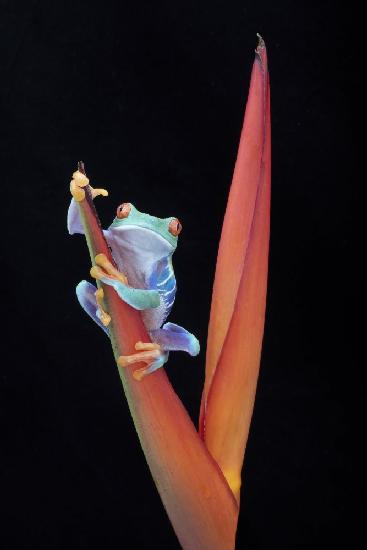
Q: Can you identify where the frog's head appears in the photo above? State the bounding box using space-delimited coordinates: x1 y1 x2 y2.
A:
109 203 182 259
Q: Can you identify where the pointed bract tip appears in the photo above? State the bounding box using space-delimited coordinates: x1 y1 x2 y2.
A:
78 160 86 175
256 33 265 52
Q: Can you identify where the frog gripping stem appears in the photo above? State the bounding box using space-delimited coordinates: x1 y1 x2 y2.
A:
68 160 239 549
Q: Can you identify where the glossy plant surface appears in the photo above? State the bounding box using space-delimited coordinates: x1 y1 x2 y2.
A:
68 37 270 550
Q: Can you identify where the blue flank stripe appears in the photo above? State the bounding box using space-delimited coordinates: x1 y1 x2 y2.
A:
161 276 175 292
162 286 176 301
150 257 177 319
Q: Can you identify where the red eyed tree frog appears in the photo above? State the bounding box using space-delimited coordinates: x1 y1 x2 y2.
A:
67 171 200 380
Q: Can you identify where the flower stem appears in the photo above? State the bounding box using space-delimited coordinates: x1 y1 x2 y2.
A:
73 164 238 549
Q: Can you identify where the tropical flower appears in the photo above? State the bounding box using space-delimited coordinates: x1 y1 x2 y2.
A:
68 36 270 550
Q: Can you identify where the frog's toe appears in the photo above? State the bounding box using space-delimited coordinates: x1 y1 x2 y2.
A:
70 171 90 202
91 188 109 199
137 352 168 379
135 341 161 351
72 171 90 187
95 287 111 327
95 254 128 284
188 335 200 356
70 179 86 202
117 347 168 381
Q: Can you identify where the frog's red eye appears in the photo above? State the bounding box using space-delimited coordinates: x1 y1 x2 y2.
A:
116 203 131 219
168 218 182 236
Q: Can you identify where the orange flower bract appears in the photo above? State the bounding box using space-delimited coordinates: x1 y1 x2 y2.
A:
70 36 270 549
199 37 271 503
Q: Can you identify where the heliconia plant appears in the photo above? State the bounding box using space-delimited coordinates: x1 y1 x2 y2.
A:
68 36 270 550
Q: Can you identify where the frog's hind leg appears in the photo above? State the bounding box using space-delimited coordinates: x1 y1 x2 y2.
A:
121 323 199 381
76 280 109 335
150 322 200 356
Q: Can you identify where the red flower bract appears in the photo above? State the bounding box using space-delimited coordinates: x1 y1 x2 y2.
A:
70 36 270 549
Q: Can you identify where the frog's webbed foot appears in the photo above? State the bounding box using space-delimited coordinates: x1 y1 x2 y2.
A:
91 253 129 285
70 170 109 202
70 170 89 202
118 342 169 381
90 254 160 311
117 323 199 382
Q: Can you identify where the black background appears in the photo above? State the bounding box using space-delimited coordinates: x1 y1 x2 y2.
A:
0 1 359 548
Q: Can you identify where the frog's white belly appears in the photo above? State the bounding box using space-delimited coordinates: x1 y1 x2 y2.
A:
106 229 176 332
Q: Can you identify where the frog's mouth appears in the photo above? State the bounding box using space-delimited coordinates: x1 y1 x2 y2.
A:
111 225 176 259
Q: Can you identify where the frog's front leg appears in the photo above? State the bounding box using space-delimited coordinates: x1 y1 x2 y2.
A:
90 253 164 380
90 253 160 310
